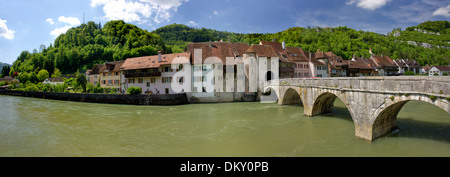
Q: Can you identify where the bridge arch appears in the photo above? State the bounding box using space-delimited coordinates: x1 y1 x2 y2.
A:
280 87 302 105
310 91 357 124
370 95 450 140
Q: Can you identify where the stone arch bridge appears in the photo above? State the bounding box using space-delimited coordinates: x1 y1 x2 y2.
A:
263 77 450 141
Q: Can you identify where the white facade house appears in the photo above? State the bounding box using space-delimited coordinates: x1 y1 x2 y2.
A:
43 78 64 85
120 52 191 94
429 66 450 76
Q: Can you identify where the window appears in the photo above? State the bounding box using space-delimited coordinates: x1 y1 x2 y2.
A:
94 81 98 85
115 72 119 76
146 82 150 87
103 73 106 77
128 79 135 84
108 80 112 85
165 88 169 94
163 66 172 73
162 77 172 83
138 78 144 84
150 78 157 83
102 80 106 85
109 72 112 76
115 80 119 85
94 75 98 79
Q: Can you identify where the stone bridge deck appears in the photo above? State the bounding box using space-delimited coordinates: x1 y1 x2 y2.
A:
264 76 450 141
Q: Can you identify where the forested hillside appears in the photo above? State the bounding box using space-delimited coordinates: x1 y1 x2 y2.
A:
154 21 450 66
10 20 450 77
11 20 167 76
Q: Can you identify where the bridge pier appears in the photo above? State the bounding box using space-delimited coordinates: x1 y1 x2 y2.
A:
267 77 450 141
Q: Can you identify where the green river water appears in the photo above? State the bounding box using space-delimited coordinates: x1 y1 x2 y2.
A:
0 95 449 157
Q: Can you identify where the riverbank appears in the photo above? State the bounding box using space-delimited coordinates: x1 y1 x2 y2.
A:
0 90 189 105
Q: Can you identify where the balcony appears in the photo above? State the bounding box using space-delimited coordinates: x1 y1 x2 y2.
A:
125 72 162 78
279 67 294 73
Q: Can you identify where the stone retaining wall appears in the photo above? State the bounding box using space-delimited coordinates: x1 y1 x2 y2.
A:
0 90 189 105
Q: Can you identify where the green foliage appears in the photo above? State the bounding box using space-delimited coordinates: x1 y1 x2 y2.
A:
404 71 415 75
37 69 49 82
429 95 437 101
12 20 164 75
444 73 449 76
0 81 6 86
1 65 11 78
76 72 87 92
51 68 62 78
28 72 38 83
434 73 439 76
53 83 66 93
127 86 142 95
390 96 395 101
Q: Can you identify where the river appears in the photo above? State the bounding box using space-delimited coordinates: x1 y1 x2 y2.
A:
0 95 449 157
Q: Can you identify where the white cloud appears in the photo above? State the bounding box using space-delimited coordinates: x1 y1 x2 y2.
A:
50 26 72 37
58 16 81 26
46 18 55 25
0 19 15 40
49 16 81 37
187 20 197 26
91 0 188 24
214 11 219 15
346 0 392 11
432 4 450 17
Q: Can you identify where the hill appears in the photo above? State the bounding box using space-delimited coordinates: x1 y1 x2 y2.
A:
10 20 450 77
154 22 449 66
11 20 166 76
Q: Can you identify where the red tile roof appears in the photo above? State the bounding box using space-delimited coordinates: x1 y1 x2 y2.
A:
347 57 373 70
433 66 450 71
121 52 191 70
89 64 103 75
246 44 278 58
258 41 295 63
99 60 125 73
372 55 397 67
187 42 250 65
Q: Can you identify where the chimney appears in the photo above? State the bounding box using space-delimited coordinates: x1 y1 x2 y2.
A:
158 51 162 63
209 41 212 47
228 37 231 42
282 41 286 50
309 52 312 60
369 48 373 55
353 54 356 59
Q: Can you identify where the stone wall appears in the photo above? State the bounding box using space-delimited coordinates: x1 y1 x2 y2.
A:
0 90 189 105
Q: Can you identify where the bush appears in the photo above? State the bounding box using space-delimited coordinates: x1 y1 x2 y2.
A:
430 95 437 101
0 81 6 86
404 71 414 75
127 87 142 95
444 73 449 76
91 86 104 93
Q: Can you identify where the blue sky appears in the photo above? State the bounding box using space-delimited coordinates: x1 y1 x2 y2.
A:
0 0 449 65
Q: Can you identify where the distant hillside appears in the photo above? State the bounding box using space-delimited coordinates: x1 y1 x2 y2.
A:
154 21 449 66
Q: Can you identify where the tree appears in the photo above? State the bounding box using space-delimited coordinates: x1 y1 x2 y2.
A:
28 72 38 83
19 72 29 84
1 65 10 78
76 72 87 92
37 69 50 82
51 68 62 78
